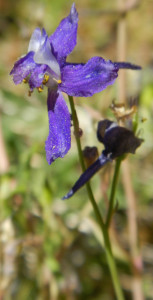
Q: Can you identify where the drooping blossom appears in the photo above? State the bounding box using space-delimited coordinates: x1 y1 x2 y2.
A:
10 4 141 165
62 119 143 199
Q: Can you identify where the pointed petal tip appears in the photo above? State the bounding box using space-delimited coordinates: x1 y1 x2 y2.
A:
70 3 78 21
42 27 47 35
47 156 54 165
10 68 13 76
71 3 76 12
114 62 142 70
62 189 73 200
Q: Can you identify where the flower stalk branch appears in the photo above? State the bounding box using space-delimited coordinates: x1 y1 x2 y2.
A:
106 157 122 228
68 95 125 300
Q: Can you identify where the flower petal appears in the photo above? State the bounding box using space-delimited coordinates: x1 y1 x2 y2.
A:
45 89 71 165
59 57 119 97
62 153 110 200
28 64 47 89
28 28 45 53
10 52 36 84
49 3 78 64
34 29 61 78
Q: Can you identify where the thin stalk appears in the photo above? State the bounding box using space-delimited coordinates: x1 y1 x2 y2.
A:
106 157 122 228
117 0 144 298
68 95 125 300
68 96 85 172
0 118 9 173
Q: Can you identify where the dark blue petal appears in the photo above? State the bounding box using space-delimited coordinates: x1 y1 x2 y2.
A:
28 64 47 89
62 153 111 199
10 52 36 84
59 57 119 97
45 89 71 165
114 62 141 70
10 49 48 89
49 4 78 64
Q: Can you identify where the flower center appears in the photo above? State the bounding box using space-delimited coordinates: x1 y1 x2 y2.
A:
23 28 62 95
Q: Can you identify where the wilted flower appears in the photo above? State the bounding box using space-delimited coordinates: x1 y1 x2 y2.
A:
10 4 141 165
62 119 143 199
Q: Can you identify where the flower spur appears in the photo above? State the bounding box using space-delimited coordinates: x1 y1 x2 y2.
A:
10 3 141 165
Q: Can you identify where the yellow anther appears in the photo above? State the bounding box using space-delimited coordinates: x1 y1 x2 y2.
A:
38 87 43 93
57 79 62 84
23 78 28 83
53 78 62 84
42 74 50 84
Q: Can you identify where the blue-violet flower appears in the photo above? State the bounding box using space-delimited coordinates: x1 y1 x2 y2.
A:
10 3 141 165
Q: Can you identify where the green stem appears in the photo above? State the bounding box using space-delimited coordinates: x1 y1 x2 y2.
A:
68 95 125 300
68 95 85 172
106 157 122 228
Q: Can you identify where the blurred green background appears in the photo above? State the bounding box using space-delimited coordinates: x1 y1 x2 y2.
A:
0 0 153 299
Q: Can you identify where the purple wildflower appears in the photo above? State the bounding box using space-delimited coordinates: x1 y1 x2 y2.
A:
10 4 141 165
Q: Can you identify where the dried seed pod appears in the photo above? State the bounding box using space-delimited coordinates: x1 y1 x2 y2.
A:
83 146 98 167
